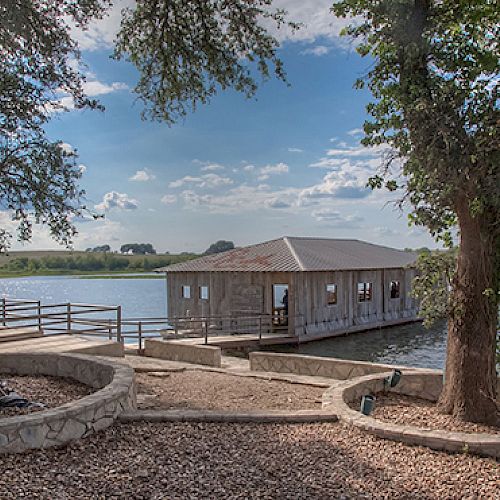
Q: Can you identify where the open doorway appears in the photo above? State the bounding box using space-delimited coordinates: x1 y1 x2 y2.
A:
272 284 288 328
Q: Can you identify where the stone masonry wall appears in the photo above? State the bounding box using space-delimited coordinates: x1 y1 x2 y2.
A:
0 353 136 454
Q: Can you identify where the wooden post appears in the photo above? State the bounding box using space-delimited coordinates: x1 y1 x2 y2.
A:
37 301 42 331
1 297 5 326
66 303 72 333
138 321 143 354
116 306 122 344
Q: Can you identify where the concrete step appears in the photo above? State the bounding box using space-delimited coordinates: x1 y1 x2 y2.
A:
0 326 43 343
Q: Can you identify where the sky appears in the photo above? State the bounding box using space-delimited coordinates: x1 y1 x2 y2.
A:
13 0 438 254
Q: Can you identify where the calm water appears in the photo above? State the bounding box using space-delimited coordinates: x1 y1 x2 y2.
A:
264 321 448 370
0 275 447 369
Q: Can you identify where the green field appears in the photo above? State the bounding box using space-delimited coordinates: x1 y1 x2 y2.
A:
0 250 198 278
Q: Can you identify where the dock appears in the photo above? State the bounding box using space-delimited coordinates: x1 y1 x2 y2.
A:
0 328 123 357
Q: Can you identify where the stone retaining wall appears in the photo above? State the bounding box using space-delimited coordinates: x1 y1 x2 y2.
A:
144 339 222 367
0 353 136 454
323 371 500 459
249 352 433 380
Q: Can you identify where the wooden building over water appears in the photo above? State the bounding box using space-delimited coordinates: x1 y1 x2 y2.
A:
159 237 419 340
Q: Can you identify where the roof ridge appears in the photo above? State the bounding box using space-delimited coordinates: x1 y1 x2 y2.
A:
283 237 305 271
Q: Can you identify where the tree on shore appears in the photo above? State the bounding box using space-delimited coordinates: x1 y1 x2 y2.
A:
120 243 156 255
333 0 499 424
204 240 235 255
0 0 110 252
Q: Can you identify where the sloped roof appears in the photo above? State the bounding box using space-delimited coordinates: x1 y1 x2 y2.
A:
159 237 417 272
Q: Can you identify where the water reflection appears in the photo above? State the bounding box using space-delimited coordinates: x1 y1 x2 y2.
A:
264 321 448 370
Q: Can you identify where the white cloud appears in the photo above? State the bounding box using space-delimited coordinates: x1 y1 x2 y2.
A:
258 162 289 180
200 163 225 172
299 167 371 204
311 209 364 226
83 80 128 96
243 165 256 171
300 45 330 56
71 0 351 53
169 173 233 189
59 142 75 154
309 158 349 169
347 128 364 136
288 147 304 153
267 198 292 209
326 144 388 158
95 191 139 211
78 164 87 174
161 194 177 205
130 169 156 182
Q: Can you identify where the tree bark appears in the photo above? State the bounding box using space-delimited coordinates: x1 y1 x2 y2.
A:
438 195 499 425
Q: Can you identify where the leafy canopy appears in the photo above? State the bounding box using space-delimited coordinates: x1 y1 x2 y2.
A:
114 0 298 123
333 0 499 247
0 0 110 251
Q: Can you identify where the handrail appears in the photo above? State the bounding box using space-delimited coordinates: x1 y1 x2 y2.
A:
0 297 304 354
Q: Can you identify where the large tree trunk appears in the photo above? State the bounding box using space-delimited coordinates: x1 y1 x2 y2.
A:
438 196 499 425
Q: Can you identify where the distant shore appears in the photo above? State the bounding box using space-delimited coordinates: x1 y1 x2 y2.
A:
0 270 165 279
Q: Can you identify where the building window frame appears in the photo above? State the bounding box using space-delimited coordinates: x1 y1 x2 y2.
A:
389 280 400 299
199 285 209 300
357 282 372 302
182 285 191 299
326 283 338 305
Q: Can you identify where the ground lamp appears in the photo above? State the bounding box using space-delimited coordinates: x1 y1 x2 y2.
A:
384 369 402 389
360 395 376 415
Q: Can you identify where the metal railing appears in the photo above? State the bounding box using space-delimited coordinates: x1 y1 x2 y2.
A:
0 298 122 342
0 298 303 354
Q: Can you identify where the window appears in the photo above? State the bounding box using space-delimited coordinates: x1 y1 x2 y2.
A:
199 285 209 300
182 285 191 299
390 281 400 299
357 282 372 302
326 284 337 305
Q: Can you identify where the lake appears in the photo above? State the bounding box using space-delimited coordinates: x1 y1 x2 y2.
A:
0 275 447 369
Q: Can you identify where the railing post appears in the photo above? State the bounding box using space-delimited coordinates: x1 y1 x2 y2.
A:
138 321 143 354
66 303 72 333
1 297 5 326
37 301 42 331
259 316 262 344
108 319 113 340
204 319 208 345
116 306 122 344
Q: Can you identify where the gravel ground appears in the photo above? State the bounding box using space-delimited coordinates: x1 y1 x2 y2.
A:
136 371 324 411
0 374 94 417
0 421 498 499
369 393 500 435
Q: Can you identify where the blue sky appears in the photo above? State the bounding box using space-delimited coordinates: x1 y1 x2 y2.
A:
19 0 436 253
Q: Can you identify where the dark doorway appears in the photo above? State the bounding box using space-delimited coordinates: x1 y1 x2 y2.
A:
272 284 289 328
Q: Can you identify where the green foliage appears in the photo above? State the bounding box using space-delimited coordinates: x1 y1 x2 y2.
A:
411 249 456 327
0 252 198 275
120 243 156 255
0 0 110 251
333 0 499 248
114 0 298 123
204 240 235 255
86 245 111 253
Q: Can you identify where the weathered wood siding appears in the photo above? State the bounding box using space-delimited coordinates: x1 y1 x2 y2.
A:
166 268 418 338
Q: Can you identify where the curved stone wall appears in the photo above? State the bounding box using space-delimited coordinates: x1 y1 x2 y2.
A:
0 353 136 454
323 371 500 459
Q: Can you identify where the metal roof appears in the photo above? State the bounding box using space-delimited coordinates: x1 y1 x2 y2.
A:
159 237 418 273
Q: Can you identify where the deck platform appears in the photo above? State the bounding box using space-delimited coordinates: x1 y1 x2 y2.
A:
0 333 124 357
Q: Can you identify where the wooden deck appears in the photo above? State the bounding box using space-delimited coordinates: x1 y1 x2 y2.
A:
0 329 123 357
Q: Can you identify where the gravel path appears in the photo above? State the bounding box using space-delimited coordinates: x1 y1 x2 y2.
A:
371 393 500 435
136 371 324 410
0 421 498 499
0 374 94 417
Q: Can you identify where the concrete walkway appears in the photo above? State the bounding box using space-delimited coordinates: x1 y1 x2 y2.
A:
102 353 337 388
